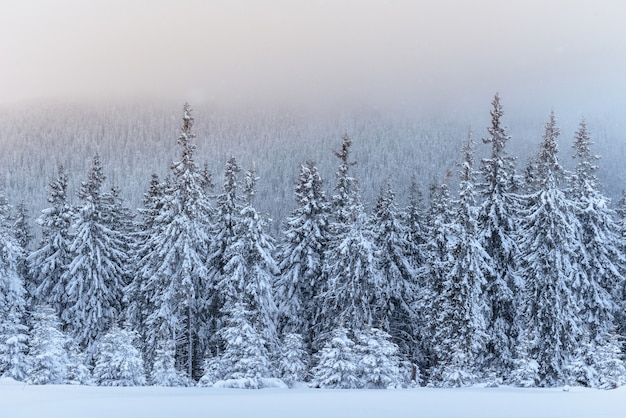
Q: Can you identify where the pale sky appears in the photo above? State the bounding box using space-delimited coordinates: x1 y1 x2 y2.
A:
2 0 626 113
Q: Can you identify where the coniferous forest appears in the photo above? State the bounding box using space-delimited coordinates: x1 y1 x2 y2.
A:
1 94 626 389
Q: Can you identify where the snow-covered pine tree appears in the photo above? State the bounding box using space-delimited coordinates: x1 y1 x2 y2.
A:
140 103 213 382
354 327 402 389
125 174 167 355
594 333 626 389
517 111 585 387
216 168 280 357
311 326 360 389
92 326 146 386
0 186 29 381
402 176 429 372
420 175 456 376
403 175 427 267
370 182 418 362
616 188 626 340
62 155 128 351
510 330 540 388
477 93 523 378
277 332 309 387
318 210 382 346
13 202 32 291
317 135 383 349
205 156 243 351
275 161 330 350
430 134 490 387
27 165 73 317
26 305 70 385
568 119 624 349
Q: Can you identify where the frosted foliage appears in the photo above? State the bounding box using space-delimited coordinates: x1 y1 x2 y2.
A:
0 312 29 381
276 161 329 344
27 165 72 314
151 341 188 387
595 334 626 389
278 333 309 387
430 135 490 387
478 94 521 376
204 302 275 389
93 327 146 386
62 156 128 349
569 119 624 346
371 184 417 349
320 211 382 336
311 327 360 389
354 328 402 389
0 190 29 381
517 115 585 386
136 104 213 381
26 306 70 385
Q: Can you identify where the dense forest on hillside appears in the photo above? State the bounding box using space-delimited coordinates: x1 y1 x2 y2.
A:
1 99 624 232
1 95 626 389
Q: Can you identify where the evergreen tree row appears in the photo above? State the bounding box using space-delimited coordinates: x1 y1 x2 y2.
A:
1 96 625 389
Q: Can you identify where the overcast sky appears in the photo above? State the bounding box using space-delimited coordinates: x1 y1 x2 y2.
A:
2 0 626 115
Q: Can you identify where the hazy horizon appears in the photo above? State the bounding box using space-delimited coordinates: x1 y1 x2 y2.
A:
2 1 626 117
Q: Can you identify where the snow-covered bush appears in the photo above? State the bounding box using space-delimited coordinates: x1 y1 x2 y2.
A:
26 306 69 385
277 333 309 387
311 327 360 389
92 327 146 386
354 328 402 389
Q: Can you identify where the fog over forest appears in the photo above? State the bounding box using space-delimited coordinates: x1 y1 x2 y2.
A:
0 98 625 232
2 0 626 226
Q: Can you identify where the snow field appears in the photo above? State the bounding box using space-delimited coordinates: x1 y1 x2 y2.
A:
2 378 625 418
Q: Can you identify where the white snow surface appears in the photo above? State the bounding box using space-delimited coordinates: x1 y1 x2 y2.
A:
2 378 625 418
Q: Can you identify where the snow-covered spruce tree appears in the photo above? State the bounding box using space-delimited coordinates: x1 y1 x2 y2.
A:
595 333 626 389
616 188 626 340
202 301 276 389
370 182 418 363
311 326 360 389
205 156 243 351
402 176 429 372
316 134 383 349
430 134 490 387
27 165 73 317
14 202 32 252
420 176 456 376
92 326 146 386
275 161 330 351
319 197 381 344
0 187 29 381
214 168 280 360
64 345 91 385
517 112 585 387
26 305 70 385
14 201 32 294
277 332 309 387
510 329 540 388
125 174 167 359
139 104 213 382
62 155 128 351
477 94 522 378
403 175 428 267
568 119 624 348
354 327 403 389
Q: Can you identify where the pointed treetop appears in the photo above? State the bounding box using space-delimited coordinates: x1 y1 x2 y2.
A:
77 154 105 201
177 103 197 161
572 117 599 177
537 110 562 186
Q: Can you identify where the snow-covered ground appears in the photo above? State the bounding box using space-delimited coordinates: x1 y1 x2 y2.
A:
2 378 625 418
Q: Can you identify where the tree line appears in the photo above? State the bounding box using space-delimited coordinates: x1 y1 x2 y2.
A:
0 95 625 389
